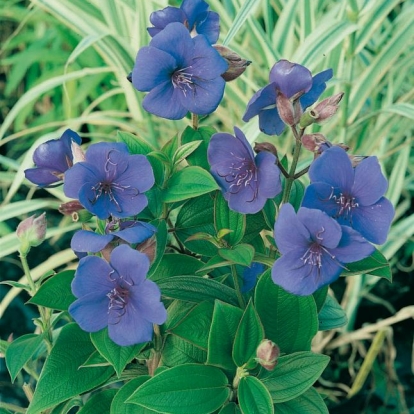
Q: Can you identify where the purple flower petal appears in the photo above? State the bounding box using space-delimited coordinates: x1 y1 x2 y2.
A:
299 69 333 109
242 83 276 122
259 107 285 135
255 151 282 199
114 222 157 244
148 7 186 33
181 0 209 28
196 11 220 44
71 230 114 253
352 156 388 206
301 182 341 217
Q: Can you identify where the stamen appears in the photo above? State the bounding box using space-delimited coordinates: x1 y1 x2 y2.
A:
327 188 359 223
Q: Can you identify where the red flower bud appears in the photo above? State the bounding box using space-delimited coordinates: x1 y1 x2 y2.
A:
256 339 280 371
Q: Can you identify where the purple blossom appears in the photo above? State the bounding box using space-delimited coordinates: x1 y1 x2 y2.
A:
25 129 82 187
242 262 265 293
272 204 374 296
148 0 220 45
132 22 228 120
242 60 333 135
71 220 157 255
301 146 394 244
64 142 154 220
207 127 282 214
69 244 167 346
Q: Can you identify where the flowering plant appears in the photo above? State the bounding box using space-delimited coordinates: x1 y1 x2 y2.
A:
2 1 399 413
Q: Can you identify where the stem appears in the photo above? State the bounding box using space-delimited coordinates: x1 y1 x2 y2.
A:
19 251 36 294
192 113 199 130
281 126 304 204
231 265 245 309
148 324 163 376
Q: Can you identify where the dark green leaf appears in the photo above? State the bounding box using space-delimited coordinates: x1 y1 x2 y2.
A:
218 402 241 414
233 301 264 367
207 301 243 372
151 253 205 282
175 194 217 256
239 376 274 414
341 248 391 280
26 324 113 414
260 352 330 403
218 244 255 267
5 333 44 382
28 270 76 311
181 126 216 169
162 166 218 203
254 271 318 353
214 192 245 246
111 376 153 414
318 294 347 331
170 301 214 350
91 329 147 377
313 286 328 313
78 389 117 414
127 364 230 413
274 387 329 413
148 220 168 279
158 276 239 306
161 335 207 367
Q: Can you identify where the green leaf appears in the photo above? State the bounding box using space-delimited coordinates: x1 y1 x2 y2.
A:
260 351 330 403
218 402 241 414
173 140 202 166
318 294 347 331
117 131 155 155
5 333 44 382
214 192 246 246
274 387 329 413
254 271 318 353
313 287 328 313
207 301 243 372
219 244 255 267
26 324 114 414
28 270 76 311
175 194 217 257
151 253 205 282
161 335 207 367
111 376 153 414
181 126 216 170
341 248 391 280
78 389 117 414
196 255 232 274
158 276 239 306
162 166 219 203
127 364 230 414
170 301 214 350
233 301 264 367
90 329 147 377
239 376 274 414
162 134 179 161
147 220 168 279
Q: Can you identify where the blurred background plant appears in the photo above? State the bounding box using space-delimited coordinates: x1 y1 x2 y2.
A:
1 0 413 412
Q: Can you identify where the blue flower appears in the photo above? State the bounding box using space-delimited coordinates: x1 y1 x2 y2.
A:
242 60 333 135
69 244 167 346
301 146 394 244
271 204 374 296
64 142 154 220
71 220 157 255
148 0 220 45
242 262 265 293
25 129 82 187
208 127 282 214
132 22 228 120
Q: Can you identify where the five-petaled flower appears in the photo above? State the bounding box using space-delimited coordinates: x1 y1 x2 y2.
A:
148 0 220 45
25 129 82 187
208 127 282 214
69 244 167 346
64 142 154 220
301 146 394 244
132 22 228 120
242 60 333 135
271 204 374 296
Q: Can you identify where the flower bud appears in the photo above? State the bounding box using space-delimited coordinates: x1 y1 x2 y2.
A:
301 133 329 153
16 213 47 255
276 92 295 126
58 200 84 215
213 45 251 81
254 142 277 157
256 339 280 371
311 92 344 123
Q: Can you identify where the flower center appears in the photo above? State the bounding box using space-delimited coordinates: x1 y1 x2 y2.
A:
329 190 359 222
172 67 194 96
301 244 323 268
219 153 258 201
107 279 131 324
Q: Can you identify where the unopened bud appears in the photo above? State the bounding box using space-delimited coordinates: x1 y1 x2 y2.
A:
71 141 85 164
311 92 344 123
71 210 93 223
16 213 47 254
276 92 295 126
213 45 251 81
349 154 368 167
256 339 280 371
58 200 84 215
301 133 329 153
254 142 277 157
